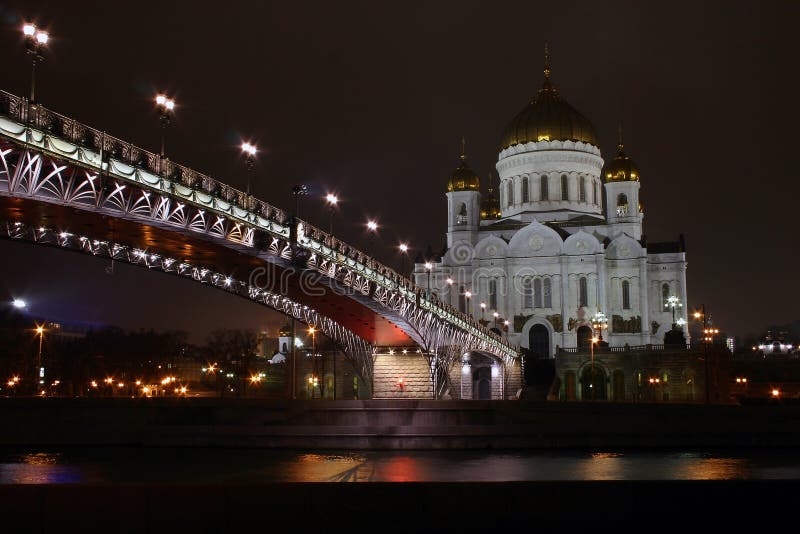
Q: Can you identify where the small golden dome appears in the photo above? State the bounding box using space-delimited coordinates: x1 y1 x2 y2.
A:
480 181 502 220
603 142 640 182
279 324 292 337
500 45 598 149
447 144 480 192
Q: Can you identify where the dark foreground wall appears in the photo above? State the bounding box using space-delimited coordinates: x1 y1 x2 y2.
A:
1 480 797 532
2 397 800 449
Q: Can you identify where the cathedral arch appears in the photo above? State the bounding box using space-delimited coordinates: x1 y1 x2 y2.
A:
617 193 628 216
523 277 533 308
475 235 509 259
456 203 467 225
521 316 555 357
534 278 543 308
579 176 586 202
606 234 644 260
543 278 552 308
506 179 514 207
522 176 530 203
563 230 601 255
622 280 631 310
540 175 549 200
561 174 569 200
508 220 564 257
578 276 588 308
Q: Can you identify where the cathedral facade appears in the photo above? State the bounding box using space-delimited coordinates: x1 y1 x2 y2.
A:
414 58 689 361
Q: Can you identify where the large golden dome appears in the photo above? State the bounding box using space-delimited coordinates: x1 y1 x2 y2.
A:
603 141 640 182
447 152 480 192
500 52 598 149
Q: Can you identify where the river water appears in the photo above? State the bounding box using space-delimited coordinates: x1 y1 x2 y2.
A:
2 447 800 484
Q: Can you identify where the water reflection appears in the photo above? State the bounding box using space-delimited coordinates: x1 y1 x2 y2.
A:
0 448 798 484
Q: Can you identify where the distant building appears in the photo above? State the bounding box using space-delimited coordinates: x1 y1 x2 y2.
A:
756 330 797 356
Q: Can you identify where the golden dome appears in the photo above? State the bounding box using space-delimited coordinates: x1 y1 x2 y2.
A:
447 146 480 193
500 47 598 149
480 180 502 220
603 141 640 182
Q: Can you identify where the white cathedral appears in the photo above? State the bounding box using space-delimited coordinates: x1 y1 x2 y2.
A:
414 57 689 359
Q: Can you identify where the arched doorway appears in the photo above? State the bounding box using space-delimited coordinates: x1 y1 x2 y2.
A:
564 371 576 401
528 324 551 359
473 367 492 400
581 366 607 400
577 325 592 350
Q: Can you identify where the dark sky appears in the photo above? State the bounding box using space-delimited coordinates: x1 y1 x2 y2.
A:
0 0 797 343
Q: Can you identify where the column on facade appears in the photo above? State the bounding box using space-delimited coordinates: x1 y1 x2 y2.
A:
596 255 608 335
559 257 569 344
678 262 689 339
639 258 649 344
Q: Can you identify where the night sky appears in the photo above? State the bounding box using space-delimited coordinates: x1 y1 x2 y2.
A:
0 0 797 343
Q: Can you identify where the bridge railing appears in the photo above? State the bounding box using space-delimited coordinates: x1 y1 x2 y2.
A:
0 91 288 226
0 90 514 355
298 220 513 353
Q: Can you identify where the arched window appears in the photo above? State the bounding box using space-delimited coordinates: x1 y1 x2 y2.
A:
523 278 533 308
579 177 586 202
506 180 514 207
459 285 466 313
578 277 588 307
543 278 552 308
521 176 529 203
662 283 670 310
534 278 543 308
617 193 629 216
488 278 498 310
456 203 467 225
540 175 549 200
622 280 630 310
561 175 569 201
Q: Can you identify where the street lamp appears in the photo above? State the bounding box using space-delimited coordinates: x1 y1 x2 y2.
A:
479 301 486 321
34 324 45 390
240 141 257 196
493 311 499 329
589 336 599 400
291 184 308 218
692 304 713 404
667 295 682 328
23 23 50 103
154 93 175 171
308 326 317 398
591 311 608 343
12 299 27 309
325 193 338 234
465 291 472 317
424 262 433 298
365 220 378 255
398 243 409 278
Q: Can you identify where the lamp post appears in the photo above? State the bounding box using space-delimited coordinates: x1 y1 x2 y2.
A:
308 326 317 399
23 23 49 104
479 302 486 322
589 335 599 401
240 141 257 196
424 262 433 298
325 193 338 235
493 311 499 329
365 220 378 257
35 324 45 394
291 184 308 218
465 291 472 318
154 94 175 174
591 311 608 343
693 304 713 404
398 243 409 278
667 295 683 328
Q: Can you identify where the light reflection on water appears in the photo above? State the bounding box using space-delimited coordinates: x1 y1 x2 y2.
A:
0 448 799 484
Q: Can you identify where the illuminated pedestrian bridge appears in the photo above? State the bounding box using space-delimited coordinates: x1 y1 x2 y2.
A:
0 90 519 399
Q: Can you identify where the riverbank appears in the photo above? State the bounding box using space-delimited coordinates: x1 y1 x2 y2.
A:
2 398 800 449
